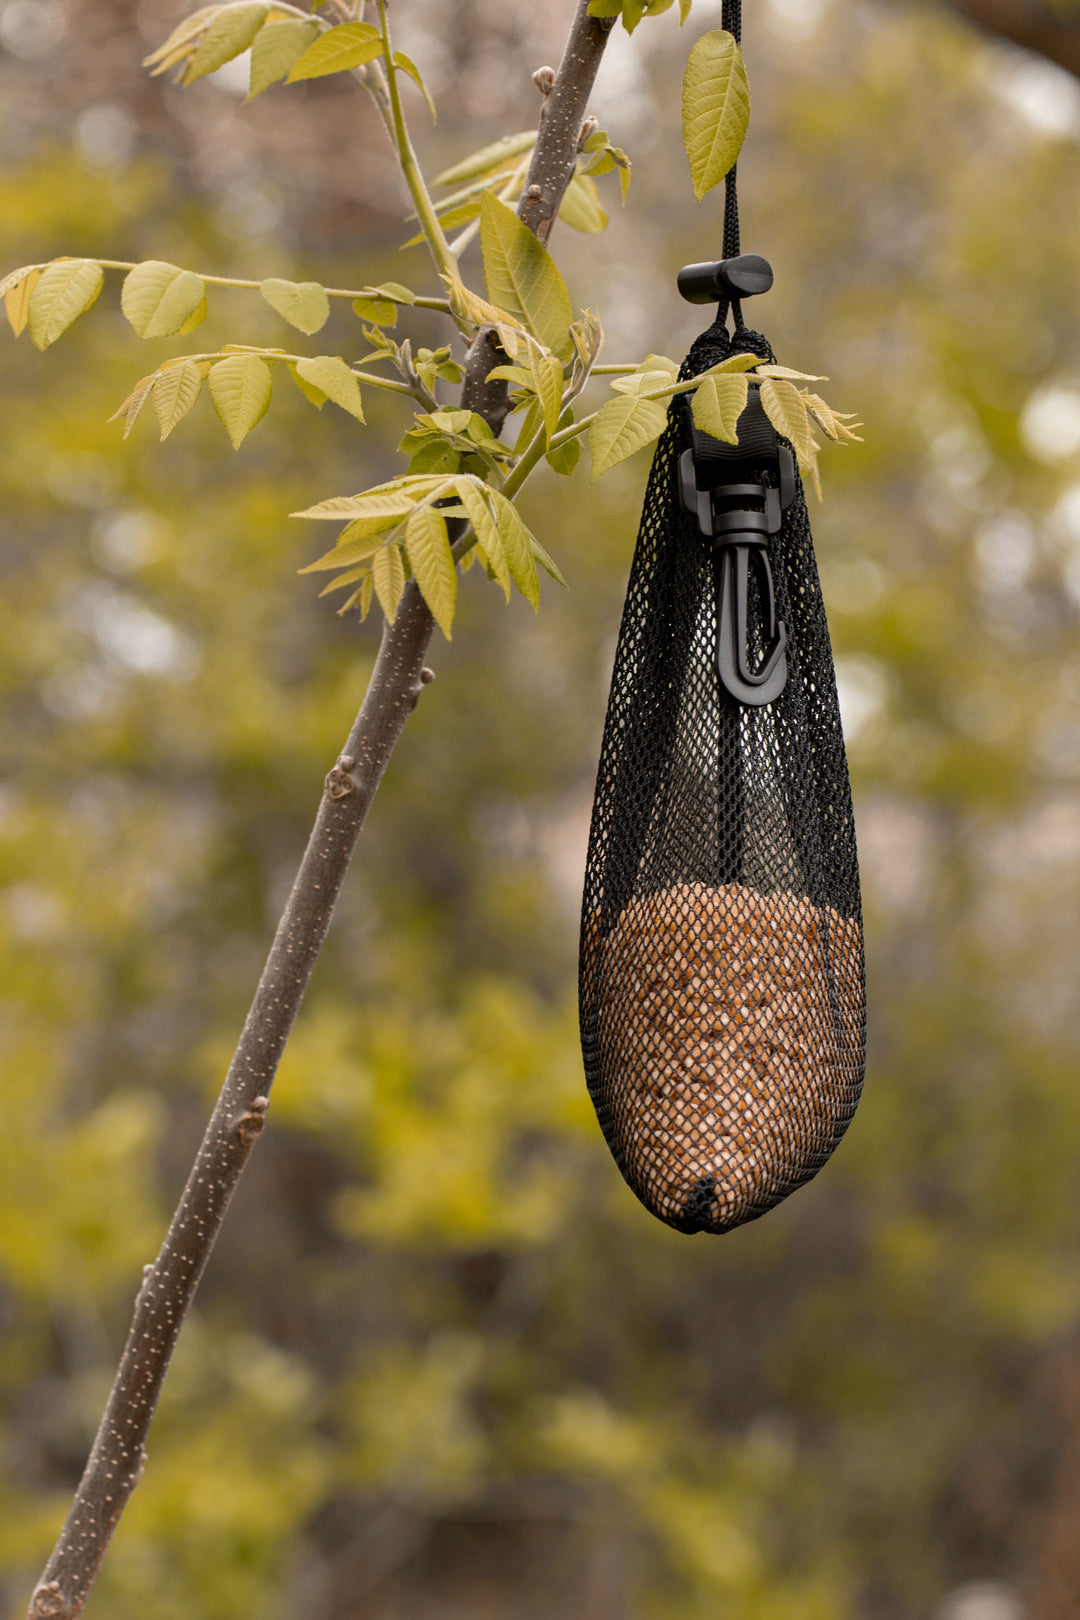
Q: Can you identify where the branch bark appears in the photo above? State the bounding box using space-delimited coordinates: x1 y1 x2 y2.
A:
939 0 1080 79
26 5 613 1617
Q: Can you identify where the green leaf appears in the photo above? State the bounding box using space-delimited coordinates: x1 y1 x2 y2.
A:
546 435 580 477
682 29 750 201
405 504 456 638
454 479 509 599
610 368 681 398
529 349 564 445
546 410 580 476
295 356 364 421
479 192 574 362
352 296 397 325
690 372 748 445
154 359 203 440
367 281 417 305
393 49 436 121
372 543 406 623
108 373 157 439
759 377 816 463
208 353 273 448
247 16 318 96
490 492 540 608
5 268 40 337
754 363 826 381
182 3 268 83
527 529 567 588
259 277 330 334
293 490 422 522
143 5 222 70
588 394 667 480
286 22 382 81
300 523 394 573
287 362 326 408
121 261 206 338
433 131 536 188
558 173 608 234
28 259 104 350
177 295 207 335
680 0 693 19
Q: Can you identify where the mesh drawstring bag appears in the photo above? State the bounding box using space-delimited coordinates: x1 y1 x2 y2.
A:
579 303 866 1235
578 120 867 1237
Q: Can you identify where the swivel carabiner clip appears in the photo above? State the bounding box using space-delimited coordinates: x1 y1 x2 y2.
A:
678 383 797 708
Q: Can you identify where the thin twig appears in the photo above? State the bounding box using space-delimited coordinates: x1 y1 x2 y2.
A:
25 6 614 1617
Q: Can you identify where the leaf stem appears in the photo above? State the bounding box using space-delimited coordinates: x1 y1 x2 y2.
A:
87 262 450 312
374 0 455 281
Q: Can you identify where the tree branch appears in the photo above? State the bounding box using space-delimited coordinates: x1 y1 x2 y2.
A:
939 0 1080 78
26 6 614 1617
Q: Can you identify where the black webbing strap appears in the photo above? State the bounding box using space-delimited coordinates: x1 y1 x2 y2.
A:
721 0 743 327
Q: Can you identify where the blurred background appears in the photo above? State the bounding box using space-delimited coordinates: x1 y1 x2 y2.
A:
4 0 1080 1615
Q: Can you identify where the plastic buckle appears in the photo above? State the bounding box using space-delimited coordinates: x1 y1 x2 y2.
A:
678 390 796 708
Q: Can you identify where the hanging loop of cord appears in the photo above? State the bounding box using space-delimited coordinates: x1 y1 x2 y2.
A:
721 0 743 327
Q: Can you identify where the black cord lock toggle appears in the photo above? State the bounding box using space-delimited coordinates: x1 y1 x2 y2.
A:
677 255 774 306
678 384 795 707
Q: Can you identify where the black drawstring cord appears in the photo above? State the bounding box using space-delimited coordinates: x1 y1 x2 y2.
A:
721 0 744 329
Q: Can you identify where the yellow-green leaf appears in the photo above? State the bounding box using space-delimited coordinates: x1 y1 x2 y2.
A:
293 490 422 523
367 281 416 305
295 356 363 421
247 16 318 96
588 394 667 480
154 359 203 440
300 524 394 573
259 277 330 334
288 362 327 408
286 22 382 81
393 49 436 121
352 296 397 325
28 259 104 350
682 29 750 201
177 295 208 335
529 349 564 445
372 542 407 623
121 261 206 338
690 372 748 445
5 268 40 337
479 192 574 362
759 377 816 464
558 173 608 234
754 363 826 381
454 479 509 599
143 5 221 70
208 353 273 448
490 492 540 608
405 503 456 638
183 3 268 83
433 132 536 188
108 374 157 439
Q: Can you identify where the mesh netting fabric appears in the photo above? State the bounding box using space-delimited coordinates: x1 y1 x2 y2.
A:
579 319 866 1235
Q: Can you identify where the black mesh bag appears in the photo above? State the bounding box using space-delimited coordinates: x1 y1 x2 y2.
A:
578 299 866 1236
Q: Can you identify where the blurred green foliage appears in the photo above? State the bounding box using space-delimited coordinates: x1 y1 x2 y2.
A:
4 1 1080 1616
